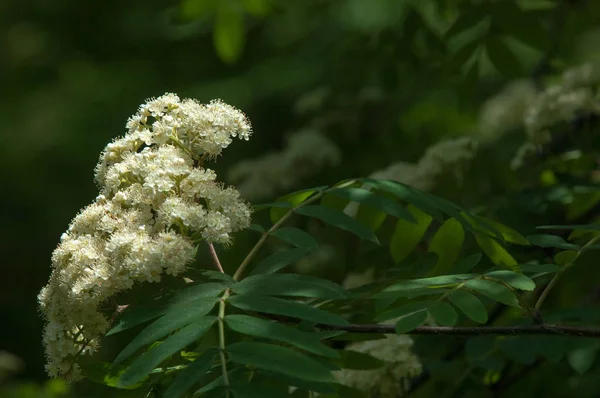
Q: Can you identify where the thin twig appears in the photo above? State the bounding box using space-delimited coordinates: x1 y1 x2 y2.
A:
208 243 225 274
316 323 600 337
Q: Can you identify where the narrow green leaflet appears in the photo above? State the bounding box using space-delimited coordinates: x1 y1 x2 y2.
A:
527 234 580 250
270 227 319 250
373 274 474 300
107 283 225 336
428 218 465 276
465 279 520 307
227 342 336 383
428 301 458 326
250 248 312 275
253 202 293 212
294 205 379 243
232 274 349 299
228 294 349 325
485 270 536 291
453 253 483 273
475 232 519 271
449 290 488 324
117 317 216 388
394 310 428 334
326 187 416 223
536 224 600 231
225 315 339 358
270 187 328 223
338 350 385 370
466 214 530 245
390 204 433 264
519 264 563 274
361 178 444 220
162 349 217 398
554 250 578 266
374 301 435 323
113 297 218 364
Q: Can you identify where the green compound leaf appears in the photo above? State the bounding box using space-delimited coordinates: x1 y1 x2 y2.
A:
485 270 536 291
225 315 339 358
113 297 218 364
475 232 519 271
117 317 216 388
233 273 349 299
449 290 488 324
294 205 379 243
228 294 349 326
107 283 225 336
465 279 520 307
361 178 444 220
227 342 336 383
428 218 465 276
428 301 458 326
270 186 328 223
326 187 416 223
394 310 428 334
270 227 319 250
162 349 217 398
390 204 433 264
466 214 530 245
250 248 312 275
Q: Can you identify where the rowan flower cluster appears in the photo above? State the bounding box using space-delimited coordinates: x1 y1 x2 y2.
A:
38 94 252 380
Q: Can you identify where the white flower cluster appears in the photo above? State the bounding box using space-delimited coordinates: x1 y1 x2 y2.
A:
38 93 252 380
334 334 422 397
228 129 341 201
371 137 478 192
478 61 600 147
478 80 537 140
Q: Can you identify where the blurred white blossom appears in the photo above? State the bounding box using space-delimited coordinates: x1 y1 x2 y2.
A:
334 334 422 397
229 129 341 201
370 137 478 191
39 93 252 380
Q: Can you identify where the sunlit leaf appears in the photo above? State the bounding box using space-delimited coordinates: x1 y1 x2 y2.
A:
390 204 433 264
214 3 245 64
428 218 465 276
475 232 519 271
